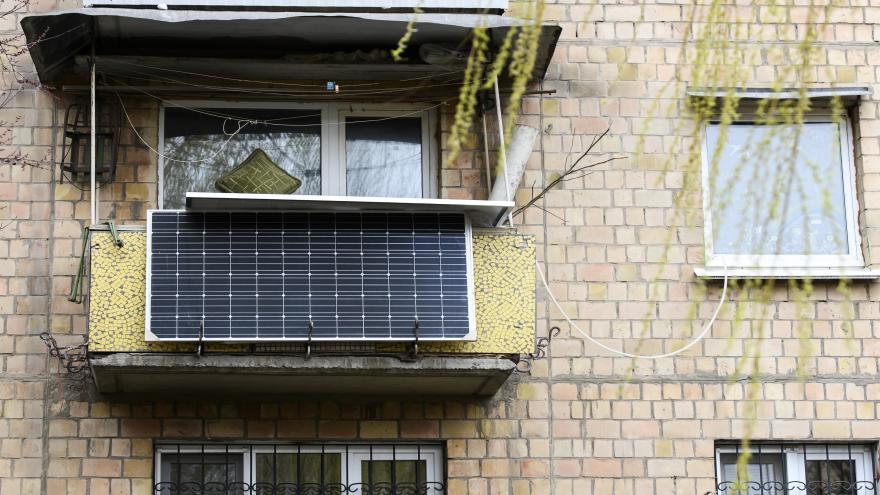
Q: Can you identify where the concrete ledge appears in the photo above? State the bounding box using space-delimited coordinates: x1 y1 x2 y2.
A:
90 353 517 397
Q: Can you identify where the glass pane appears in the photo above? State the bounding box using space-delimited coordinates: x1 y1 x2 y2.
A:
158 453 242 494
255 452 342 488
806 459 857 495
718 453 785 495
345 116 423 198
163 107 322 208
362 460 429 493
706 122 849 255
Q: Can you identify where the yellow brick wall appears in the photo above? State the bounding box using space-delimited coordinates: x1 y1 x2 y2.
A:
88 229 536 354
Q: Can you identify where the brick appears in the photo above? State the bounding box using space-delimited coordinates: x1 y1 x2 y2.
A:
120 419 159 437
400 420 439 438
205 419 243 438
82 458 122 477
79 419 118 438
318 421 357 439
122 458 152 478
162 419 202 437
359 421 397 439
441 420 477 438
277 420 316 438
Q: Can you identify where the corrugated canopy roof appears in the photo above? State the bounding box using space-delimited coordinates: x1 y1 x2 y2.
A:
21 8 561 88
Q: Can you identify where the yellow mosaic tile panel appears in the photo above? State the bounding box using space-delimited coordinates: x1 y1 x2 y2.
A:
88 230 535 354
90 231 192 352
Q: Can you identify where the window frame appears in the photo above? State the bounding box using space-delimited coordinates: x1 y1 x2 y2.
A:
158 100 439 208
154 444 253 490
701 111 864 270
336 109 438 201
153 443 445 491
715 443 877 494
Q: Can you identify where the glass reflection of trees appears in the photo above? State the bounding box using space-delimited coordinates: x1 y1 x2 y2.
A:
163 108 321 209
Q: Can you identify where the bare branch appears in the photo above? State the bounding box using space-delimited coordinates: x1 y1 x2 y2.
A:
513 128 623 217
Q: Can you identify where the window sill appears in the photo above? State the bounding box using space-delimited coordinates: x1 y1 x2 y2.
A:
694 266 880 280
184 192 514 227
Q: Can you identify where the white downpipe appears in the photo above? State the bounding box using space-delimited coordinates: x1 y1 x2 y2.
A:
488 124 538 202
90 58 97 225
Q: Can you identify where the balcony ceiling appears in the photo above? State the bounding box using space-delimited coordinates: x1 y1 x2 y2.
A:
21 8 561 88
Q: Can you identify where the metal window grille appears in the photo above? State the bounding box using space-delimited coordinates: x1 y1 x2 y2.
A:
714 442 878 495
153 442 446 494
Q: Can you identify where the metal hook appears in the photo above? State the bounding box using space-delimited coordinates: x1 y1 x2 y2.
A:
515 359 533 373
409 319 420 360
305 320 313 361
196 320 204 357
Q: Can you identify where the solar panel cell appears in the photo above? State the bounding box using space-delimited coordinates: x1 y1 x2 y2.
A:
147 210 474 341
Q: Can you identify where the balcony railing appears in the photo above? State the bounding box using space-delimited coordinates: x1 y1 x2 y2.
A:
86 223 537 396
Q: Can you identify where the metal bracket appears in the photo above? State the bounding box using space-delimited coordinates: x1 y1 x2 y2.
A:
196 320 204 357
515 326 560 373
106 220 124 247
409 319 421 360
305 320 313 361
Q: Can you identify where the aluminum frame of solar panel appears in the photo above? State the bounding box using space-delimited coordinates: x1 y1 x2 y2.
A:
145 210 476 342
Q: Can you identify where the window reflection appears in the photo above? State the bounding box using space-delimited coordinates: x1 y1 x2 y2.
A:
345 116 423 198
806 460 857 495
707 122 849 256
163 107 322 208
255 452 342 486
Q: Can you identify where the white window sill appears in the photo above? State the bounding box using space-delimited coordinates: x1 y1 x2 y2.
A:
694 266 880 280
183 192 514 228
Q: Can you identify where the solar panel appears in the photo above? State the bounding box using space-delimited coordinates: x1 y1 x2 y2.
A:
146 210 475 341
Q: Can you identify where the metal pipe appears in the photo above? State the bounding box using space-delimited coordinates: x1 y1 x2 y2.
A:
492 75 510 202
481 107 492 193
492 75 513 226
90 55 97 225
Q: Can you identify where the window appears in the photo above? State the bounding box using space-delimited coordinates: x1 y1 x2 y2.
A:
154 442 445 494
715 443 877 494
160 102 438 209
702 112 863 270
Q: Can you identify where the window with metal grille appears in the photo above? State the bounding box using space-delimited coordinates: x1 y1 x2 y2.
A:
714 442 877 494
154 442 445 494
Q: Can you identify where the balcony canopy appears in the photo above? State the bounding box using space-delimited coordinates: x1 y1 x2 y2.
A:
21 8 561 88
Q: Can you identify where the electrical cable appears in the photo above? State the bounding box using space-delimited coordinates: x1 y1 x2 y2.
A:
112 81 450 129
101 58 463 88
116 92 250 163
99 68 464 97
535 260 729 360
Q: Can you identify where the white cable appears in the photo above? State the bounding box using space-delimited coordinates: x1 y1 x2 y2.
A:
536 260 729 360
117 92 248 163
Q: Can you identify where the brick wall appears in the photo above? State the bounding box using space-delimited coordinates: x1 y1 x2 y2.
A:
4 0 880 494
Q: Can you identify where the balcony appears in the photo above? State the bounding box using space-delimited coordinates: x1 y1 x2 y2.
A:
24 5 557 397
87 214 536 397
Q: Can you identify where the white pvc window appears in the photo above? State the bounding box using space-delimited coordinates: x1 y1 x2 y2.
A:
715 444 877 495
702 113 863 270
154 444 444 493
159 101 438 209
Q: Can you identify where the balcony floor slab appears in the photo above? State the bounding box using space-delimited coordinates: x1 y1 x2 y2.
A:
90 353 516 398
